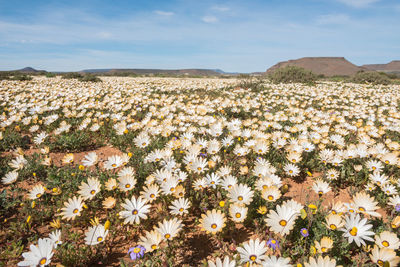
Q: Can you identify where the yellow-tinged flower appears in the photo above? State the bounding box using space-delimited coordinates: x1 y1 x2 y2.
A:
90 217 100 226
308 204 317 214
300 209 307 219
50 219 61 229
26 215 31 223
363 244 372 252
257 206 267 215
83 204 88 209
307 171 312 177
219 201 225 207
78 165 85 170
104 220 111 230
281 184 289 194
310 245 316 256
32 172 36 177
31 201 36 208
51 187 62 195
128 152 133 157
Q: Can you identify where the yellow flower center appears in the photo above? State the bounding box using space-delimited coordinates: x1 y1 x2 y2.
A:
238 196 243 201
150 193 155 198
132 209 138 215
97 236 103 242
112 164 117 167
330 224 337 230
385 160 389 164
235 213 241 218
358 207 365 212
262 185 267 189
211 181 215 184
372 167 376 170
36 193 42 198
142 143 146 146
151 244 157 250
332 210 337 215
165 233 171 239
382 241 389 247
211 223 217 229
39 257 47 265
170 187 175 192
179 208 184 212
289 170 293 174
377 260 384 266
267 195 274 201
350 227 358 236
197 167 201 171
321 247 327 253
73 208 79 214
133 247 141 253
249 255 257 261
90 190 96 195
279 220 287 226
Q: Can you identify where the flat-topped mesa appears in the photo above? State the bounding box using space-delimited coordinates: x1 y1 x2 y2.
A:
266 57 364 76
362 60 400 72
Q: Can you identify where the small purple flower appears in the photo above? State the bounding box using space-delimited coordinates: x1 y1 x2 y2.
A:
128 245 146 260
395 204 400 212
300 228 309 237
200 152 207 157
267 238 279 250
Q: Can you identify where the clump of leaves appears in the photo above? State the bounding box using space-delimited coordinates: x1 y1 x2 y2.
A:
269 66 317 84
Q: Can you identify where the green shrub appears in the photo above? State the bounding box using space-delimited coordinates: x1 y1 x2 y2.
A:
45 72 57 78
50 131 102 152
78 74 102 83
351 71 390 85
11 74 33 81
268 66 317 84
62 72 83 79
0 72 12 80
0 131 30 152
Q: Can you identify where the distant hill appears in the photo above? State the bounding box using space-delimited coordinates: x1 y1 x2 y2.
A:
266 57 364 76
80 68 224 76
362 60 400 74
16 67 46 73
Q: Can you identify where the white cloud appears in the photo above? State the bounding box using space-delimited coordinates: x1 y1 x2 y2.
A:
211 6 230 12
336 0 380 8
154 10 174 16
202 15 218 23
316 14 350 25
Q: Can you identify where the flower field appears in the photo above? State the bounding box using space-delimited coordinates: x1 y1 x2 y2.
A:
1 76 400 266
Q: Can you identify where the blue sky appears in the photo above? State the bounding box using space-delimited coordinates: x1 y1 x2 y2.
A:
0 0 399 72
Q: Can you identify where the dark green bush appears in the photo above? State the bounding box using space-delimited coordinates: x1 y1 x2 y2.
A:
62 72 83 79
268 66 317 84
0 131 30 152
0 72 12 80
11 74 33 81
351 71 390 85
78 74 102 83
49 131 102 152
45 72 57 78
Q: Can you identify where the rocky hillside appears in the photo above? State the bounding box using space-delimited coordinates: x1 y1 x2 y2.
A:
266 57 364 76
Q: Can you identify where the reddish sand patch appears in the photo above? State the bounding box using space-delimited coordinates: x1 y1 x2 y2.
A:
284 174 351 207
49 146 124 168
